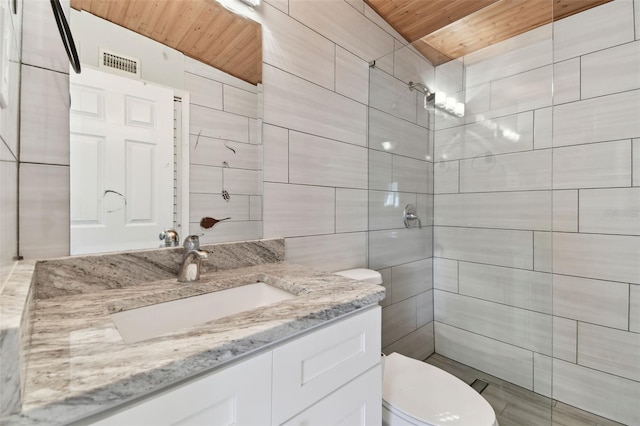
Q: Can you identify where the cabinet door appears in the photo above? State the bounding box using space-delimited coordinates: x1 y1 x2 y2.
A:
92 351 272 425
283 364 382 426
272 306 381 425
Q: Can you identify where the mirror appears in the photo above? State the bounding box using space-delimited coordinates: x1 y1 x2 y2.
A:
68 2 263 255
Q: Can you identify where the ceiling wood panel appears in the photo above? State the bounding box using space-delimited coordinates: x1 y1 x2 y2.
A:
365 0 612 65
70 0 262 85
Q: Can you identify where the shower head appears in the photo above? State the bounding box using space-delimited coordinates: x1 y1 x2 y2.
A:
409 81 435 109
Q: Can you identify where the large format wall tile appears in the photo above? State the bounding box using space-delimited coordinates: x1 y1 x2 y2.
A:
369 108 431 160
262 3 335 91
0 160 17 285
382 297 416 347
416 290 434 327
288 131 367 189
435 290 552 354
553 0 635 62
459 149 552 193
393 44 435 88
631 285 640 333
190 104 249 143
223 86 258 119
578 323 640 381
263 125 288 183
190 194 250 222
391 259 432 303
189 135 262 170
553 140 632 189
553 274 629 330
634 139 640 186
580 188 640 235
369 228 432 270
581 40 640 99
459 262 552 314
434 226 533 269
383 323 434 361
184 72 223 110
369 190 418 231
553 359 640 425
289 0 394 63
434 112 533 161
553 90 640 148
553 59 580 105
285 232 367 272
434 191 551 231
263 183 334 238
20 65 70 165
369 150 393 191
336 189 367 233
490 66 552 112
263 64 367 146
190 165 222 194
392 156 429 194
433 258 458 292
196 221 262 245
435 322 534 390
553 232 640 284
553 317 577 363
369 69 417 123
335 46 369 105
433 161 459 194
22 0 69 73
553 190 578 232
19 164 69 259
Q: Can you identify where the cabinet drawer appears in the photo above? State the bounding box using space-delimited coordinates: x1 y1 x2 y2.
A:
92 351 272 426
272 306 381 425
283 364 382 426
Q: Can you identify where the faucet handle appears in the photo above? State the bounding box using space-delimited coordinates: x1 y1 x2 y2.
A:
183 234 204 251
159 229 180 247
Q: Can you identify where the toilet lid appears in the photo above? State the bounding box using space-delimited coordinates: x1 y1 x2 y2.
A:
383 353 497 426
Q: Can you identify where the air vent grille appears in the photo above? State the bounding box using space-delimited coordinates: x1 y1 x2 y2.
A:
100 50 140 76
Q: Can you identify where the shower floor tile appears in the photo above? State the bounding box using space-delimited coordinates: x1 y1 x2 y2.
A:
424 353 624 426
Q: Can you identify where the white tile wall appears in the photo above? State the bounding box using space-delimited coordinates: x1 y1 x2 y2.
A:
285 232 367 272
223 169 262 195
190 165 222 194
368 150 393 191
553 0 635 62
382 297 416 347
553 274 629 330
189 136 262 170
459 149 552 193
553 358 640 425
263 64 367 146
553 140 632 189
383 323 434 360
435 112 534 162
190 104 249 143
553 59 580 105
189 194 250 222
533 231 552 272
263 125 288 183
416 290 434 327
288 131 367 188
553 316 577 363
578 322 640 381
223 86 258 119
433 258 458 293
434 191 551 231
263 183 334 238
369 227 432 270
369 68 418 123
435 290 551 355
0 160 17 285
533 353 552 398
196 221 262 244
335 46 369 104
393 45 434 87
631 285 640 333
581 40 640 99
391 259 432 303
489 65 552 112
533 107 552 149
262 3 335 91
335 189 367 233
19 163 69 259
553 190 578 232
553 90 640 148
553 232 640 284
433 161 459 194
369 190 417 231
392 156 429 194
434 226 533 269
368 108 431 160
435 322 534 390
22 0 69 73
634 139 640 186
458 262 552 314
184 73 223 110
288 0 394 64
580 188 640 235
20 65 70 165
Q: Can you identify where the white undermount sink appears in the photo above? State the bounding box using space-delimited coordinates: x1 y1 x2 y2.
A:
112 282 296 343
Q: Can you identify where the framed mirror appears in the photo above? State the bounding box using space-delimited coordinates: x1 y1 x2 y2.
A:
68 1 263 255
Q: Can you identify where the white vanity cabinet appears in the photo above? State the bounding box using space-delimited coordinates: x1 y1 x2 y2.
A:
90 306 382 426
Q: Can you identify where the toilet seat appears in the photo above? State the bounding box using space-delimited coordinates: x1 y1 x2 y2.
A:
382 353 498 426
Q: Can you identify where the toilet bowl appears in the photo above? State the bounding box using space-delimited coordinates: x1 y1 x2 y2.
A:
335 269 498 426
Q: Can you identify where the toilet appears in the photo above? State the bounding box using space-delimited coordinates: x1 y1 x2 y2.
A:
335 269 498 426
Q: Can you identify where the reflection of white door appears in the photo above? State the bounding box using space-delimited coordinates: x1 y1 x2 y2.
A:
70 67 174 255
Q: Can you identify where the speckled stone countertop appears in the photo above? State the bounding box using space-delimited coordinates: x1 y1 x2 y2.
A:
1 239 384 425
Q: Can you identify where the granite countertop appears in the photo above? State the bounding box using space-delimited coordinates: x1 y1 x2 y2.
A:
1 240 384 425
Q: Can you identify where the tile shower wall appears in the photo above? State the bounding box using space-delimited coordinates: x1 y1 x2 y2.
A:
368 45 434 360
0 0 22 289
433 1 640 423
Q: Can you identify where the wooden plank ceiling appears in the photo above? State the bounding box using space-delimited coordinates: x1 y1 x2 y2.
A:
365 0 612 65
70 0 262 85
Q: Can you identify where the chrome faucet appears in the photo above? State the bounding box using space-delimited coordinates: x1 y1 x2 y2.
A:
178 235 209 283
